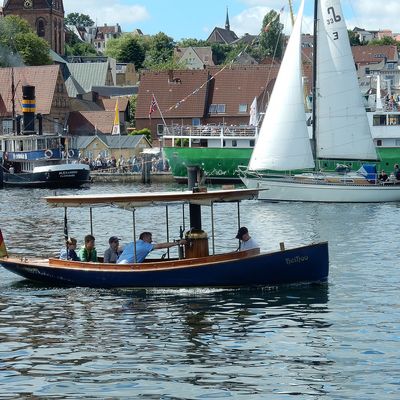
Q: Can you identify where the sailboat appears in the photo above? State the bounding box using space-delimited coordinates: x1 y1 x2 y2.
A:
240 0 400 202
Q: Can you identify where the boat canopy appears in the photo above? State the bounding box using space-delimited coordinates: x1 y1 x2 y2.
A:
44 188 260 210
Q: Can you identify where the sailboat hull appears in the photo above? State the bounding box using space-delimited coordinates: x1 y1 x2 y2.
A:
242 175 400 203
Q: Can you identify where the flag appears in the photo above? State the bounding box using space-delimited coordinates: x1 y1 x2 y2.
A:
148 94 157 118
0 229 8 258
249 97 258 126
112 99 120 135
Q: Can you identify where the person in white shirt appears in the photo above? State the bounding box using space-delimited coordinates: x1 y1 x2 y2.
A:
236 226 259 251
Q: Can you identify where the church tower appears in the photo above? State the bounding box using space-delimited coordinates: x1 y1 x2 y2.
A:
225 6 230 31
3 0 65 55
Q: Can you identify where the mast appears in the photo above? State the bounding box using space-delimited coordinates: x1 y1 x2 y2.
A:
11 67 16 133
311 0 318 163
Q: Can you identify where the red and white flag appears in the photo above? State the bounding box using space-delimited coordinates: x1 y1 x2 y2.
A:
148 95 157 118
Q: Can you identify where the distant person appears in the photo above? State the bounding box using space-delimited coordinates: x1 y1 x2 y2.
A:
59 237 80 261
394 164 400 180
117 231 185 264
78 234 98 262
378 170 388 182
104 236 122 263
235 227 259 251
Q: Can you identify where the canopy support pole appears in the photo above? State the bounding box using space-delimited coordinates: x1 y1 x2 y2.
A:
211 202 215 255
132 209 137 263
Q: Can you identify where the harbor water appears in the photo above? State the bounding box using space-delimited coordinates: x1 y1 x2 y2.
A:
0 183 399 399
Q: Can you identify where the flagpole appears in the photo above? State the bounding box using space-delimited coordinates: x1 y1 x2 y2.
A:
151 94 169 170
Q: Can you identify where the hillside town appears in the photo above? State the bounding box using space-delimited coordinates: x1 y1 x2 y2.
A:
0 0 400 168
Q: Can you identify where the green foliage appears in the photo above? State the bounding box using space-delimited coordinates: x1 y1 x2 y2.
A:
143 32 175 69
0 16 51 66
128 127 151 142
65 13 94 27
210 43 232 65
105 34 146 68
258 10 284 59
65 41 97 56
177 38 209 47
369 36 400 50
128 95 137 124
348 30 361 46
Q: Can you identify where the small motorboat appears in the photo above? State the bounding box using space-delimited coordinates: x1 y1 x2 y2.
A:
0 188 329 288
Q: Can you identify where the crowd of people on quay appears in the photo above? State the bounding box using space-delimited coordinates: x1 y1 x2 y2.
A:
77 154 169 173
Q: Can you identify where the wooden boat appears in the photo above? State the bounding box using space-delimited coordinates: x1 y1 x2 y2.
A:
0 188 329 288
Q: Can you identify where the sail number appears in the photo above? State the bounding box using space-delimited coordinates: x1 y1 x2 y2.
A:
326 6 341 25
326 6 341 40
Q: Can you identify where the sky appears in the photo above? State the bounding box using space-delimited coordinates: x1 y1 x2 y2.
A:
64 0 400 40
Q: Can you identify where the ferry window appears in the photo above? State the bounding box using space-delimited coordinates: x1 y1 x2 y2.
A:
2 120 12 134
37 139 46 150
157 124 164 136
376 140 382 146
223 140 226 147
250 140 255 147
192 118 200 126
396 140 400 147
232 140 237 147
239 104 248 113
373 115 386 126
388 115 400 125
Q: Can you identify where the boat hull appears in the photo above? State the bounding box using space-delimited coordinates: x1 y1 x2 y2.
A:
0 243 329 288
163 147 253 182
242 175 400 203
2 165 91 188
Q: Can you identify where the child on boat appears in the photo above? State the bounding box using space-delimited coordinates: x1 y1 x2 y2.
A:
59 237 80 261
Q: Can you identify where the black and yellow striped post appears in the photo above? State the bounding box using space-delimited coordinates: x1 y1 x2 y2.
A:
22 85 36 134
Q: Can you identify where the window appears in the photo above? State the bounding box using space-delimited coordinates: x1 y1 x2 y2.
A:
239 104 248 113
232 140 237 147
37 20 45 37
376 139 382 146
157 124 164 136
396 139 400 147
2 120 13 134
250 140 255 147
209 104 226 114
373 115 386 126
388 115 400 125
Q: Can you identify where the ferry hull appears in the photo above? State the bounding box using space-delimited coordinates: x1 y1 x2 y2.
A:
1 243 329 288
164 147 252 182
2 166 91 188
164 147 400 183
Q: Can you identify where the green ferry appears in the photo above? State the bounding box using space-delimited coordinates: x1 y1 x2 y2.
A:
163 111 400 182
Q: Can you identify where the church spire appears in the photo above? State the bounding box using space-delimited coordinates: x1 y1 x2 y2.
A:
225 6 230 31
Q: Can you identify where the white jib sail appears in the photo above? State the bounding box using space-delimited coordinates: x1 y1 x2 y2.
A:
248 0 314 171
316 0 378 161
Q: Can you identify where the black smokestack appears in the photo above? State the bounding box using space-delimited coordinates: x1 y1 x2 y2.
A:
22 85 36 134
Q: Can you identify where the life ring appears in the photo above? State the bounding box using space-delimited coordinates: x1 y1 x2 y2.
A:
68 149 75 158
44 149 53 159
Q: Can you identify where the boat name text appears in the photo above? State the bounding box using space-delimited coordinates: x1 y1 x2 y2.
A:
285 255 309 264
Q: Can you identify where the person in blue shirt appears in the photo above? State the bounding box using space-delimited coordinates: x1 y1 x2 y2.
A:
59 237 80 261
117 231 185 264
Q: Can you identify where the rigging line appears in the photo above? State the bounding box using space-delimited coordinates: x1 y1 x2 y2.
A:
158 4 287 117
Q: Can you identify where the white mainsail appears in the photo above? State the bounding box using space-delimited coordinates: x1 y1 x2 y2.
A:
316 0 378 161
248 0 314 171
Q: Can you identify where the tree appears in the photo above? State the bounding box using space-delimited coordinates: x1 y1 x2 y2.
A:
176 38 209 47
348 30 361 46
369 36 400 50
258 10 284 59
143 32 175 69
105 34 146 68
210 43 232 65
0 16 51 66
65 13 94 27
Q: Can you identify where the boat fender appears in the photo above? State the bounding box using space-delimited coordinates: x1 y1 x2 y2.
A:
44 149 53 159
68 149 75 158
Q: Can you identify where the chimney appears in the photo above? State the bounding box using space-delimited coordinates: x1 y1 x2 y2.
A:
22 85 36 134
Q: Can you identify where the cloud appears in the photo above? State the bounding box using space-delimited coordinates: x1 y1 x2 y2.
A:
64 1 149 27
